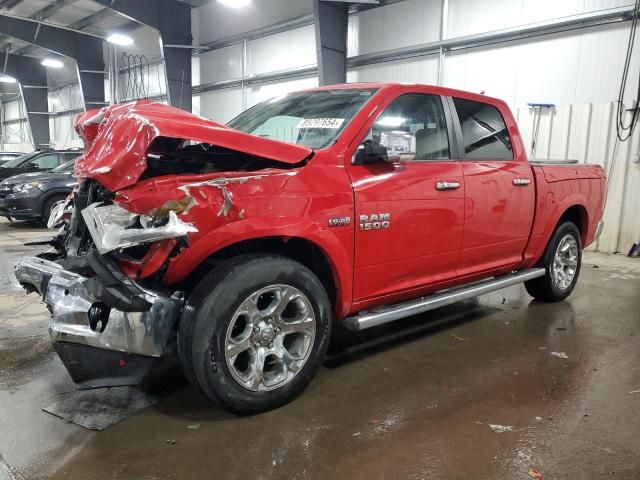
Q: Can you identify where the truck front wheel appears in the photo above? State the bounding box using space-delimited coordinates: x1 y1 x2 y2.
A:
525 221 582 302
178 254 332 414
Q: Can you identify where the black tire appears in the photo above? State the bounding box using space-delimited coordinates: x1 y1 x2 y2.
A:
178 254 332 414
525 221 582 302
41 194 67 227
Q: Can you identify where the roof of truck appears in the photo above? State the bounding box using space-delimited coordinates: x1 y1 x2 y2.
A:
304 82 507 106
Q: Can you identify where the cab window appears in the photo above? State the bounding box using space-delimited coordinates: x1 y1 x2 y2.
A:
452 98 513 160
365 94 450 161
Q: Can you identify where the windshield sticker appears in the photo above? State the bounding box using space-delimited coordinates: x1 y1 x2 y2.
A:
297 118 345 129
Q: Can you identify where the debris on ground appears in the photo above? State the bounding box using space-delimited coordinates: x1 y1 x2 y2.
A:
535 416 542 422
166 439 176 445
528 465 544 479
448 332 468 342
539 346 547 350
628 389 640 394
550 351 569 359
488 424 513 434
187 424 201 430
556 327 567 331
593 265 599 268
352 432 360 437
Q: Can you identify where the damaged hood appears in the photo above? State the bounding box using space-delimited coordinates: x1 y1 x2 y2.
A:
74 101 313 192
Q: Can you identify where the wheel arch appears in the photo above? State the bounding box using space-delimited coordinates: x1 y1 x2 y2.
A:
175 235 350 318
557 204 588 243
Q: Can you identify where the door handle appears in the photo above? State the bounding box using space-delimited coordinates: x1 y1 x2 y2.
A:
513 178 531 186
436 181 461 191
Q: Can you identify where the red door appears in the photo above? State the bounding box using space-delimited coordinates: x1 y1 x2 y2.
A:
347 93 465 304
449 97 535 276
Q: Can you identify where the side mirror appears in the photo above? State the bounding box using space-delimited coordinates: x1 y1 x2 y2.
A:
26 164 39 171
353 139 389 165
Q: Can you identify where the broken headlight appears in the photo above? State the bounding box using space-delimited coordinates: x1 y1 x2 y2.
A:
81 202 197 254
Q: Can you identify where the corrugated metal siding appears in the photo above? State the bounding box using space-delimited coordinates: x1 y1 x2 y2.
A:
516 102 640 254
446 0 633 37
347 0 442 57
1 98 32 151
247 25 316 76
347 56 439 84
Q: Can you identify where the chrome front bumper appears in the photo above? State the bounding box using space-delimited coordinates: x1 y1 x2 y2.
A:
15 256 183 386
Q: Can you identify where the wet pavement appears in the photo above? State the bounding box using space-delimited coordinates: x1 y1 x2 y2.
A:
1 216 639 480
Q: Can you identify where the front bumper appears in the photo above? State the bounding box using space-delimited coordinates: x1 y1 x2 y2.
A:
15 256 184 387
0 191 41 219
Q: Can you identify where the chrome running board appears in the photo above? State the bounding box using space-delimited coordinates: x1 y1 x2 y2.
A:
343 268 545 332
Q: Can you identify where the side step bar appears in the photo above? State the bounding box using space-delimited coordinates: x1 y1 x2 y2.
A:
343 268 545 332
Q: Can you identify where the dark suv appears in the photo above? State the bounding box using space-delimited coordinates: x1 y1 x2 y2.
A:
0 159 79 225
0 149 82 182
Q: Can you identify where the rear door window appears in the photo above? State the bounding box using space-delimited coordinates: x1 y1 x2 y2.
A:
452 98 513 160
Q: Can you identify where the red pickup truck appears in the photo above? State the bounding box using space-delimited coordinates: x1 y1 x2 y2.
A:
16 83 606 414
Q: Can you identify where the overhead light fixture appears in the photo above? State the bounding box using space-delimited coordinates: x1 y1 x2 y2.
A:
41 58 64 68
218 0 252 8
107 33 134 46
0 75 16 83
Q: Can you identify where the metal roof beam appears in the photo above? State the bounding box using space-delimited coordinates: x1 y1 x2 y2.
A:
2 53 50 148
0 14 106 109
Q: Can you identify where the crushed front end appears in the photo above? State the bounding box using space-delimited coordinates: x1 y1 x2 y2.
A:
15 179 190 387
14 101 310 388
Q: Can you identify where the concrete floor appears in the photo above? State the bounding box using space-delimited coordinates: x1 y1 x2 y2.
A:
1 217 639 480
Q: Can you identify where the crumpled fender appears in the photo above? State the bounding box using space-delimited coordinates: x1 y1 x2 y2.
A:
73 101 313 192
113 168 354 319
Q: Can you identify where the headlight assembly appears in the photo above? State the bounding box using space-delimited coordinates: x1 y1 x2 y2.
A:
12 181 46 193
81 202 198 254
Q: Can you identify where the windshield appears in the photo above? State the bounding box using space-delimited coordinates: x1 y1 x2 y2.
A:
52 160 74 173
1 152 36 168
227 88 378 149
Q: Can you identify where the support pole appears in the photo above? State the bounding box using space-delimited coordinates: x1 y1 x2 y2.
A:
313 0 349 85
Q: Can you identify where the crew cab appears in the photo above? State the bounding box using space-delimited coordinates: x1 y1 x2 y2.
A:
15 84 606 414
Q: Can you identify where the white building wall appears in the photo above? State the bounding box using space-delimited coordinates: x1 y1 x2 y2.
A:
48 84 84 150
347 0 442 57
1 97 32 152
246 25 316 76
195 24 317 122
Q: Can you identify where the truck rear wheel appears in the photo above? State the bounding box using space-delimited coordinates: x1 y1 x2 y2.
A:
525 221 582 302
178 254 332 414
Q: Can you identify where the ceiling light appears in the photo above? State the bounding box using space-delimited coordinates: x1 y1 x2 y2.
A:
107 33 134 46
41 58 64 68
218 0 252 8
0 75 16 83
